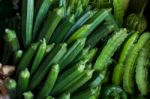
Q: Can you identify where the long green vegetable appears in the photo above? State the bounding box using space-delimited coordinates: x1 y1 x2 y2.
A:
38 7 64 43
123 32 150 94
59 38 86 71
94 29 128 71
33 0 54 40
112 32 139 85
135 41 150 95
31 39 47 75
17 43 39 74
22 0 34 47
17 68 30 99
37 64 59 99
30 43 67 90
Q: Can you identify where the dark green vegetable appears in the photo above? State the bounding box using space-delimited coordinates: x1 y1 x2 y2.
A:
22 0 34 47
100 85 128 99
38 7 64 43
63 70 93 94
67 9 112 43
59 38 86 71
33 0 55 40
17 43 39 74
86 24 114 47
31 39 47 75
30 43 67 90
64 10 95 40
123 32 150 94
51 61 85 95
37 64 59 99
49 14 75 43
17 68 30 99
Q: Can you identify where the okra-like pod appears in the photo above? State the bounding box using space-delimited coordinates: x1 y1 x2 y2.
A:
45 43 55 54
112 32 139 85
37 64 59 99
17 68 30 98
67 9 111 43
94 29 128 71
113 0 124 25
86 24 115 47
31 39 47 75
82 48 98 63
13 50 23 65
59 38 86 71
70 46 90 65
49 14 75 43
22 0 34 47
123 32 150 94
51 62 85 95
63 70 93 94
30 43 67 90
38 7 64 43
64 10 95 40
4 28 20 51
6 79 17 99
33 0 54 39
23 91 34 99
135 41 150 95
17 43 39 74
72 87 99 99
100 85 128 99
58 93 70 99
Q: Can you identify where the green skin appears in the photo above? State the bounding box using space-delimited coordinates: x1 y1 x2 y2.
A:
67 9 112 43
94 29 128 71
33 0 54 40
37 64 59 99
30 39 47 75
123 32 150 94
100 85 128 99
22 0 34 47
59 38 86 71
135 41 150 95
17 69 30 99
112 32 139 85
17 42 39 74
30 43 67 90
38 7 64 43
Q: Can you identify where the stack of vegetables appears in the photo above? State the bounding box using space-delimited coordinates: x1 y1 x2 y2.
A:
0 0 150 98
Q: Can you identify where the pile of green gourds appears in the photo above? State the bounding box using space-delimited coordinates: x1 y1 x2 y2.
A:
0 0 150 99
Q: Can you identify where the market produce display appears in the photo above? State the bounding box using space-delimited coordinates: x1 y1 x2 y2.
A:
0 0 150 99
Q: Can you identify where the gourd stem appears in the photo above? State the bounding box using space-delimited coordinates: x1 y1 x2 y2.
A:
139 0 148 17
